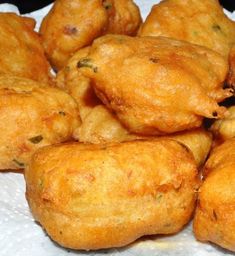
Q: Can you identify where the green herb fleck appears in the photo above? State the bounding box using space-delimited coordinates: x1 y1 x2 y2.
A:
13 159 25 168
103 1 112 10
59 111 66 116
77 58 98 73
212 24 221 32
29 135 43 144
156 194 163 201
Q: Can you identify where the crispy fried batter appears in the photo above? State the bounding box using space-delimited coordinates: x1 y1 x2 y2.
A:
104 0 142 36
165 128 212 167
40 0 108 70
138 0 235 58
40 0 141 71
56 47 100 120
227 45 235 89
0 13 52 84
210 105 235 142
25 139 199 250
194 138 235 252
0 75 81 170
78 35 231 135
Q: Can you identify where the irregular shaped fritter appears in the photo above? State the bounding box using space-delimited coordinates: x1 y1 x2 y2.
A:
138 0 235 58
194 138 235 252
165 128 212 167
56 47 140 143
0 13 52 84
78 35 231 135
210 105 235 142
0 75 81 170
25 139 199 250
40 0 108 71
40 0 141 71
104 0 142 36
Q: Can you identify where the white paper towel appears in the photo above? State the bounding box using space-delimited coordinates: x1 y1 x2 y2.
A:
0 1 235 255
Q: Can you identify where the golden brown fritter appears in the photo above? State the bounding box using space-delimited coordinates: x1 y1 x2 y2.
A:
0 13 52 84
138 0 235 58
78 35 231 135
104 0 142 36
210 105 235 142
25 139 199 250
40 0 141 71
0 75 81 170
40 0 108 71
165 128 212 167
194 138 235 252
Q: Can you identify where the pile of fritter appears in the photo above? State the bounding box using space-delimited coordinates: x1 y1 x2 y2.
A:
1 0 235 253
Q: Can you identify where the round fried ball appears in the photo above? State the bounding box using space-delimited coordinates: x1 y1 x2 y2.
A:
25 139 199 250
0 75 81 170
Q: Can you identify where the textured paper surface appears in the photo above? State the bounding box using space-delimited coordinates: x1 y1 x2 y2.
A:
0 1 235 255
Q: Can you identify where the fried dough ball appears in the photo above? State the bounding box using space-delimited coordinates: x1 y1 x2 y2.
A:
25 139 199 250
78 35 231 135
40 0 108 71
210 105 235 142
165 128 212 167
0 13 52 84
193 138 235 252
40 0 141 71
0 75 81 170
138 0 235 58
104 0 142 36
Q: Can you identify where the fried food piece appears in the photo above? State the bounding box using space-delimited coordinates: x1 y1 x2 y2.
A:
78 35 231 135
194 138 235 252
40 0 108 71
40 0 141 71
56 47 141 143
138 0 235 58
210 105 235 142
25 139 199 250
165 128 212 167
104 0 142 36
0 75 81 170
75 105 141 143
0 13 52 84
56 47 100 120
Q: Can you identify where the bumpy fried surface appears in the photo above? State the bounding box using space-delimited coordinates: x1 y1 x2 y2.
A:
78 35 231 135
165 128 212 167
0 13 52 84
210 105 235 142
56 47 100 120
104 0 142 36
194 139 235 252
56 47 141 143
0 75 81 170
25 139 199 250
75 105 141 143
40 0 141 71
138 0 235 58
40 0 108 71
